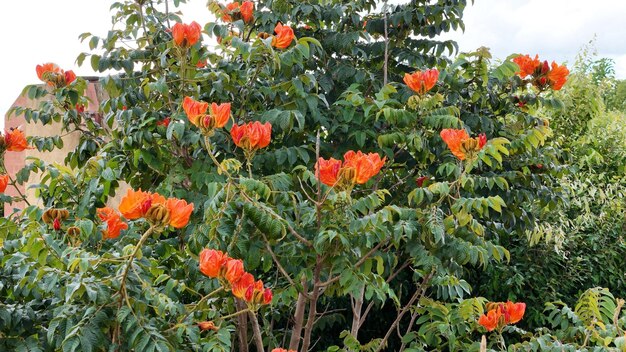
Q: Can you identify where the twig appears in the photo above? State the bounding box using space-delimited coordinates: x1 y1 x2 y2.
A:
358 260 411 329
248 311 265 352
318 239 389 287
288 278 309 351
375 269 435 352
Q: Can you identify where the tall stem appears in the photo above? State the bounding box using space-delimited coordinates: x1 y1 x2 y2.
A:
8 174 31 206
204 135 231 178
301 255 322 352
288 278 308 350
375 270 434 352
383 3 389 86
235 300 249 352
119 226 156 295
249 311 265 352
350 286 365 338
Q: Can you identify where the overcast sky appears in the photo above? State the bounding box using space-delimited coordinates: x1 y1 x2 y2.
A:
2 0 625 129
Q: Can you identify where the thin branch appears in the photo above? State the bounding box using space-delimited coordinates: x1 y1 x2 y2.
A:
359 260 411 329
375 269 435 352
319 239 389 287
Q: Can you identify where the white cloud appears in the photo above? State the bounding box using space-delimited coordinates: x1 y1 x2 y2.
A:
2 0 625 130
446 0 626 77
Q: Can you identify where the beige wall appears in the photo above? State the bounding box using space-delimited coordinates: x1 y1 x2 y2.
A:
4 80 128 215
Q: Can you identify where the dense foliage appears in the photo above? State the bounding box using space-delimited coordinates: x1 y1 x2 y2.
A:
2 1 626 352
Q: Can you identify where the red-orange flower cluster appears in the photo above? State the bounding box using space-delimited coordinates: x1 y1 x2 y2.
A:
118 188 193 229
36 63 76 88
171 21 202 48
183 97 231 134
271 348 297 352
440 128 487 161
230 121 272 151
1 128 31 152
222 1 254 23
513 54 569 91
478 301 526 332
0 174 9 193
315 151 386 188
272 23 295 50
403 68 439 95
199 248 272 308
97 207 129 239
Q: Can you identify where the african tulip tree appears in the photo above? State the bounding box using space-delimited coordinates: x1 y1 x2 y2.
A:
0 0 574 351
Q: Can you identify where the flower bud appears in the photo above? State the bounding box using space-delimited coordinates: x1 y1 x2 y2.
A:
67 226 81 237
198 321 219 331
53 218 61 231
145 203 171 227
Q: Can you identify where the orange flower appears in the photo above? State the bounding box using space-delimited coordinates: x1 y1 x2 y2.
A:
0 174 9 193
513 54 541 79
272 23 295 50
3 129 30 152
118 188 165 220
198 321 219 331
35 63 75 87
244 279 271 305
165 198 194 228
224 258 245 284
403 68 439 94
315 151 386 188
440 128 488 161
183 96 209 127
210 102 231 129
547 62 569 90
232 272 255 299
97 207 129 240
440 128 468 160
315 157 342 186
230 121 272 151
478 308 502 332
502 301 525 324
222 2 240 22
36 63 62 82
199 248 229 278
171 21 202 48
156 117 171 127
240 1 254 23
343 151 386 184
196 59 207 68
64 70 77 85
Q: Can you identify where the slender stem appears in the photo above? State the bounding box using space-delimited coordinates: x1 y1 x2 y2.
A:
166 286 225 332
119 226 156 295
248 311 265 352
359 260 411 329
498 332 507 351
350 286 365 338
217 307 252 321
301 255 322 352
375 270 435 352
164 0 171 29
383 4 389 86
8 174 31 206
204 135 231 178
235 299 249 352
246 158 253 178
288 280 308 351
